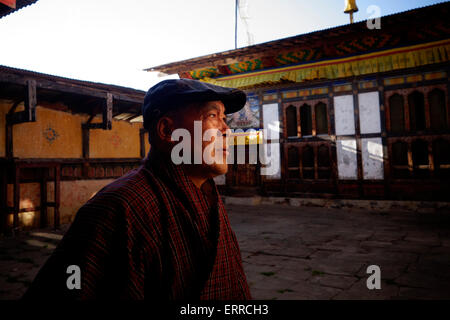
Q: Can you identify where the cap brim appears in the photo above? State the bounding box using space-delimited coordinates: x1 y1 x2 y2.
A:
219 89 247 114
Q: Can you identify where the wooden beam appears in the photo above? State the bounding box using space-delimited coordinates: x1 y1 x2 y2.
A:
104 92 113 130
6 81 36 126
0 72 144 104
54 165 60 229
0 166 7 234
25 79 37 122
6 119 13 158
82 124 90 158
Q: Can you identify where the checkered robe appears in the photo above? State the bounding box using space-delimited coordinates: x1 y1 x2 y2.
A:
23 153 251 300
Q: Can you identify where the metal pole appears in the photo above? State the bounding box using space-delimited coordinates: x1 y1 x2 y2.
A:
235 0 238 49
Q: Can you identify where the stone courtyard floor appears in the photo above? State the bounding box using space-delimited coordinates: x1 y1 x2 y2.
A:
1 203 450 300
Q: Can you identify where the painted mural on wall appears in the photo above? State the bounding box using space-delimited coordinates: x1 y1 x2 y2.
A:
110 134 122 148
227 95 260 129
42 125 60 144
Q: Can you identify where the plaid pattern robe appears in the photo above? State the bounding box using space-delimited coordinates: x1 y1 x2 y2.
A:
24 153 251 300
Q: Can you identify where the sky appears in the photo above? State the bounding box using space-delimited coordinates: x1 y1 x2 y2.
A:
0 0 448 91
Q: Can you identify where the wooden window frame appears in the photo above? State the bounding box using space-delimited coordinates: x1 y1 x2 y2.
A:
385 84 449 133
282 98 330 139
284 142 332 181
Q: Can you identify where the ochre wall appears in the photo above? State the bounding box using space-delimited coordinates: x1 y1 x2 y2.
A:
12 105 85 158
0 100 145 159
6 179 115 228
144 131 151 157
1 100 145 230
89 117 143 158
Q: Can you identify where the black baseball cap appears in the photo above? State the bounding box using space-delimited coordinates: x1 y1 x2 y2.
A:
142 79 246 130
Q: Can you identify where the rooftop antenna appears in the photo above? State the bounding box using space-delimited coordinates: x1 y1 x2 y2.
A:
235 0 238 48
344 0 359 24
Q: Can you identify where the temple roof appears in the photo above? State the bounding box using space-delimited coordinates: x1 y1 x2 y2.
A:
0 0 38 19
146 2 450 85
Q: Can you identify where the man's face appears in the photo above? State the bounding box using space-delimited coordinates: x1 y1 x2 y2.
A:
179 100 230 177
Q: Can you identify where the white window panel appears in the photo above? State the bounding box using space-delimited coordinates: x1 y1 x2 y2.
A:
362 138 384 180
261 103 281 179
359 92 381 134
334 95 355 135
336 138 358 179
262 103 280 140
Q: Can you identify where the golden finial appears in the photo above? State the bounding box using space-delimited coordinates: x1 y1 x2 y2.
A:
344 0 359 24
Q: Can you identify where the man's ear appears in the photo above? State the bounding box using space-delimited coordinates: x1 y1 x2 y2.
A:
156 116 175 143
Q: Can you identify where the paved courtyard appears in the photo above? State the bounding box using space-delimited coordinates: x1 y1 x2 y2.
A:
1 203 450 299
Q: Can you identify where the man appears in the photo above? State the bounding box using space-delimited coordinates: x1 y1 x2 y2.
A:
24 79 251 300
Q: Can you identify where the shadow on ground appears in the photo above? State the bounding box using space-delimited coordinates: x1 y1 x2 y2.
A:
1 204 450 300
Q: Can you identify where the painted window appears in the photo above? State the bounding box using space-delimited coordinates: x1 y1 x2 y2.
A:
412 139 429 178
429 89 447 130
286 105 298 137
287 147 300 179
317 144 331 179
300 104 312 136
315 102 328 135
433 139 450 178
389 94 405 133
392 141 409 179
408 91 426 131
302 145 314 179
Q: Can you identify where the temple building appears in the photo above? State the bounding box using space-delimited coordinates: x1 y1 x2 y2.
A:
1 2 449 234
0 66 147 233
147 2 450 202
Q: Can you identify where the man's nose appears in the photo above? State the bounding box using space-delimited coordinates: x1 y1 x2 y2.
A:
222 117 230 131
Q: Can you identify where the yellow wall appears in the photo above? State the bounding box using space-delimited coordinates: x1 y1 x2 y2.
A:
12 105 85 158
89 118 143 158
6 179 115 228
2 100 145 229
0 100 145 159
144 131 151 157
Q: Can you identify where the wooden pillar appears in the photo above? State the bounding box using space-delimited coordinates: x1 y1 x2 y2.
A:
40 168 48 228
82 124 90 159
6 123 13 159
54 165 61 229
0 166 7 233
24 80 37 122
328 88 339 196
378 78 390 199
407 140 413 177
428 139 434 178
13 166 20 232
313 144 318 180
104 93 113 130
352 82 364 198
